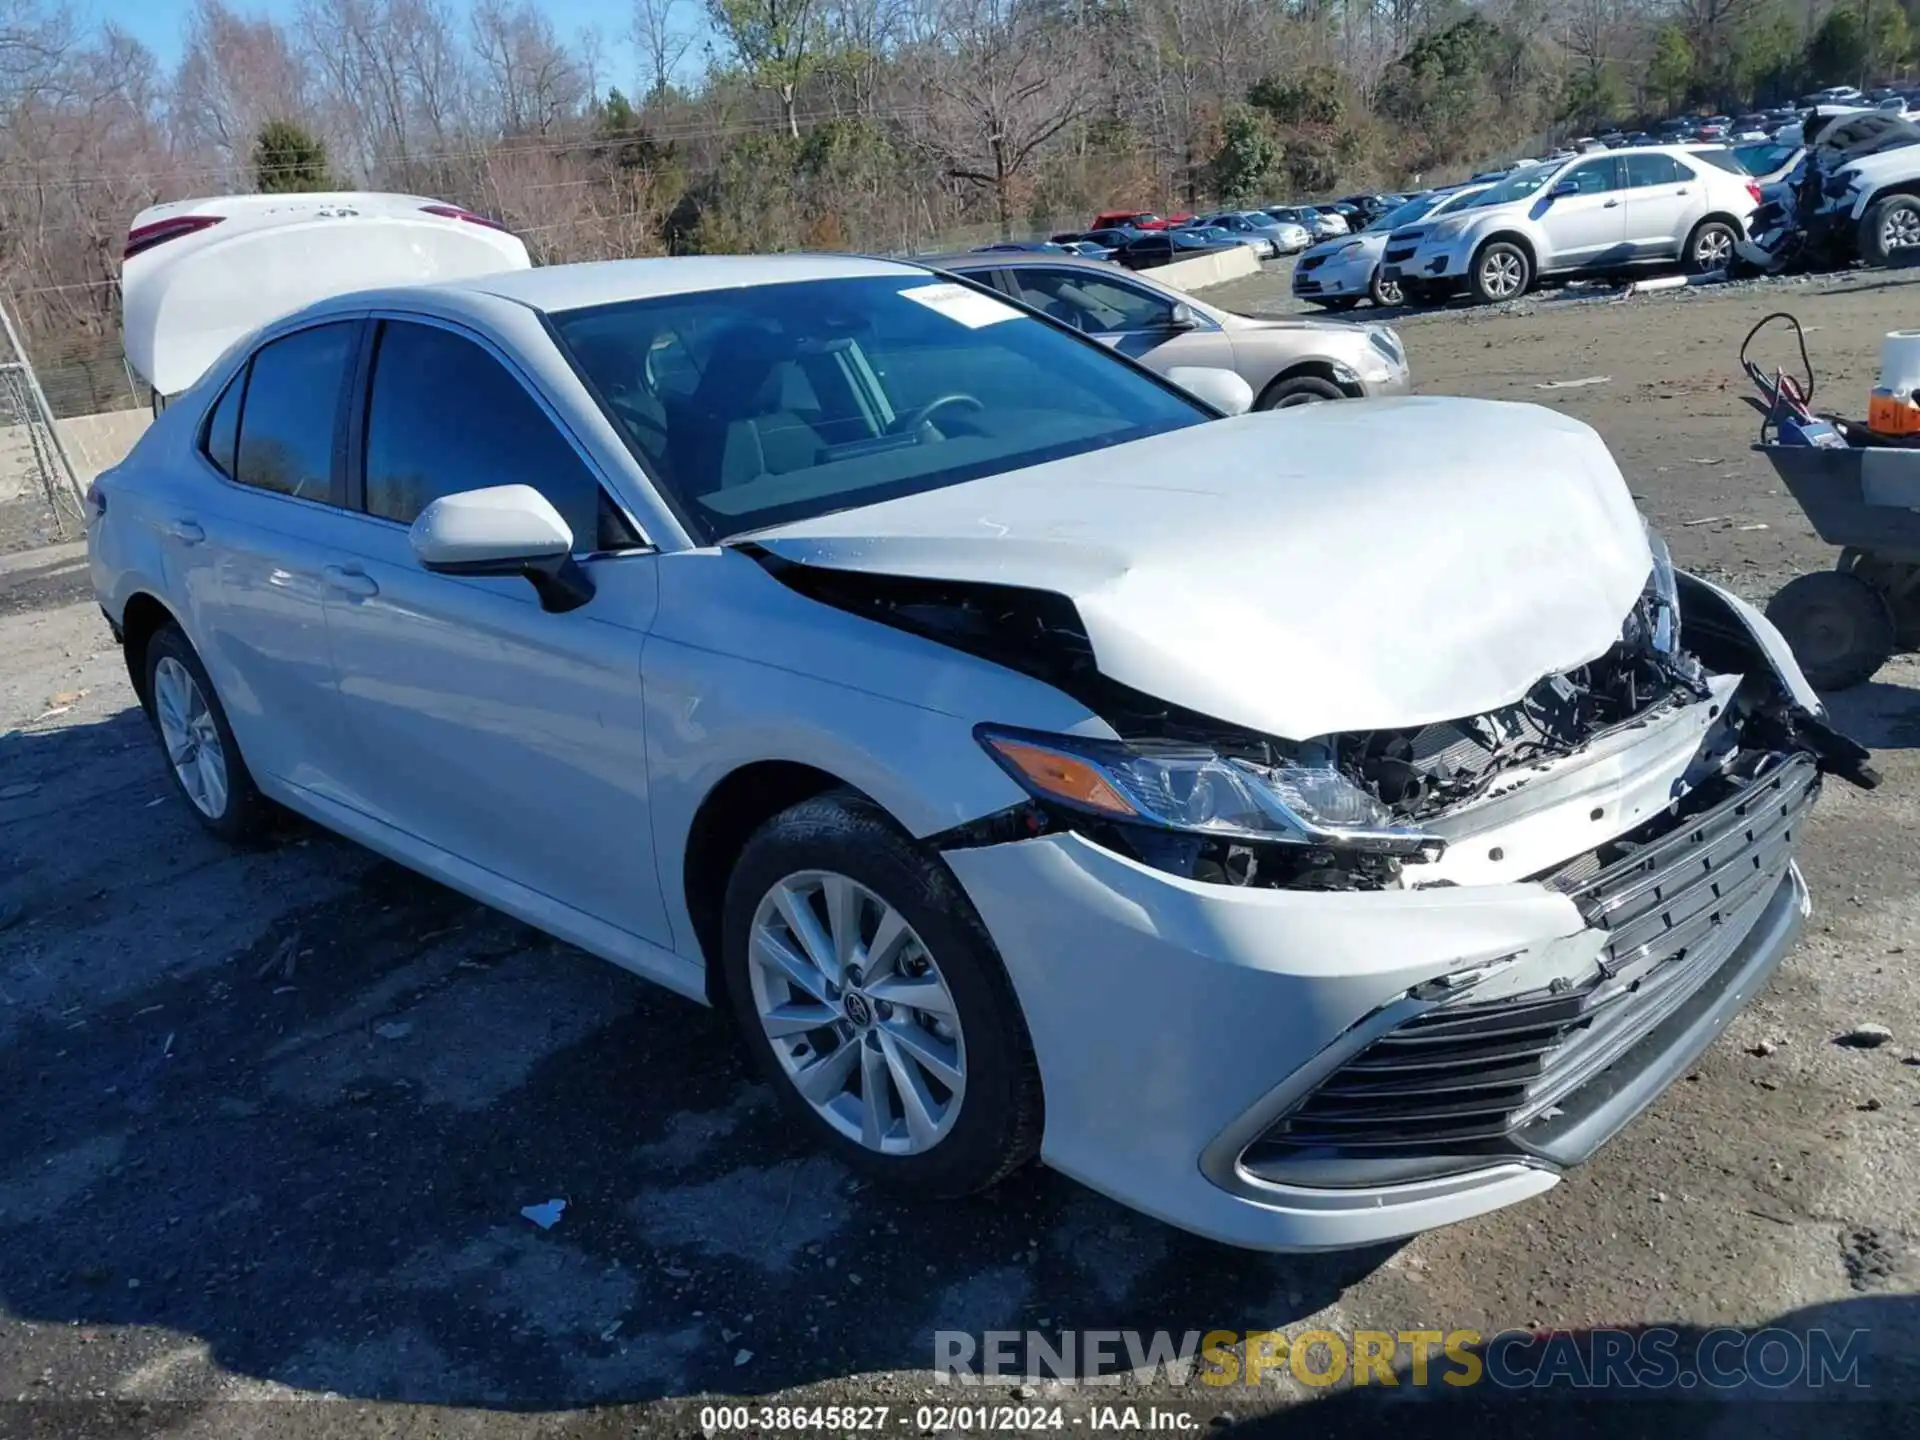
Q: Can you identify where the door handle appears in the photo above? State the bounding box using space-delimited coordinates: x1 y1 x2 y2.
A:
1603 198 1620 208
322 565 379 599
166 518 204 545
1676 187 1690 196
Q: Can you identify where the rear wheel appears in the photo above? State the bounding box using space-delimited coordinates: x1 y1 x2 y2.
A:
1258 375 1346 409
143 624 272 842
720 791 1042 1197
1764 570 1897 691
1861 194 1920 266
1369 268 1404 307
1470 241 1531 304
1685 219 1737 273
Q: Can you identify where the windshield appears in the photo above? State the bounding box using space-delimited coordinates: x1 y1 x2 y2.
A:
1173 229 1221 246
553 274 1207 543
1475 164 1556 205
1366 192 1446 231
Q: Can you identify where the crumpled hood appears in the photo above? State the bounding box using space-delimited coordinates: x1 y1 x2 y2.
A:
744 397 1653 740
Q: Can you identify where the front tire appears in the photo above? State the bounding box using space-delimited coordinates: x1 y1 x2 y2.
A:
1685 219 1737 274
1470 240 1531 304
1861 194 1920 266
1369 268 1404 307
1258 374 1346 408
720 790 1042 1197
143 624 272 842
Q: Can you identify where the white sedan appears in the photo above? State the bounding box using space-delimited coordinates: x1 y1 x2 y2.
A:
89 253 1867 1250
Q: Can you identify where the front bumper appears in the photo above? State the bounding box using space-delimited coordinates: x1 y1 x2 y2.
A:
946 713 1817 1252
1292 249 1374 299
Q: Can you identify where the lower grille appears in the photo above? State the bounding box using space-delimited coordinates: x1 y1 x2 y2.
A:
1295 279 1322 293
1384 246 1415 264
1244 754 1818 1181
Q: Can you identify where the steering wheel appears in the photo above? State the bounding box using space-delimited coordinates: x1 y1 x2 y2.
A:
887 393 983 437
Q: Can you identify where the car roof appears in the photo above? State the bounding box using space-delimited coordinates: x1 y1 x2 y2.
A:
440 253 928 313
931 252 1136 275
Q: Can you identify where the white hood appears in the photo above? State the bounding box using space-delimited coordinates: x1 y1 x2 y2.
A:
747 397 1654 740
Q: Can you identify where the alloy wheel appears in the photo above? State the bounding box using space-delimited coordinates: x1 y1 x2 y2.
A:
1882 206 1920 252
152 656 229 818
1694 227 1733 269
1480 250 1524 299
747 870 966 1156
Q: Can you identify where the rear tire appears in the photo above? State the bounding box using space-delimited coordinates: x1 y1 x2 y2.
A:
1470 241 1531 304
720 790 1042 1198
1764 571 1897 691
1861 194 1920 266
1685 219 1737 274
1258 375 1346 409
142 624 272 842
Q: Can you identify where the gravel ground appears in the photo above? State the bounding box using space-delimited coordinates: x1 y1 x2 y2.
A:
3 268 1920 1439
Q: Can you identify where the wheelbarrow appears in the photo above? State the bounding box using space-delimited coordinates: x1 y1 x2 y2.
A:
1756 441 1920 689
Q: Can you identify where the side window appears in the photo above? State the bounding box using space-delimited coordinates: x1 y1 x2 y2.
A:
200 370 243 479
1563 158 1623 194
362 320 637 552
233 322 357 502
1014 270 1174 332
1625 154 1686 187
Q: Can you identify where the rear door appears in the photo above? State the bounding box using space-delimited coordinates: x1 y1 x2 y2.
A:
1003 266 1237 374
1623 153 1701 257
1539 156 1629 267
161 319 366 800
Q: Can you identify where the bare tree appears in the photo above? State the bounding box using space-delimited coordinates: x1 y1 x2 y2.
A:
633 0 695 98
171 0 313 186
470 0 587 137
916 0 1094 234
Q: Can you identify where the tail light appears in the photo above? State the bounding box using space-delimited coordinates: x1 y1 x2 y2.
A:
420 203 510 233
123 214 224 261
83 479 106 520
1747 181 1764 206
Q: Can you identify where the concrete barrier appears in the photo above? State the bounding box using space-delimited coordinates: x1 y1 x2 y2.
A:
1153 245 1263 292
1 409 151 503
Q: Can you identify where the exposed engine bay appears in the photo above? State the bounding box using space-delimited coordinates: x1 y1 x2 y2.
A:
746 546 1876 893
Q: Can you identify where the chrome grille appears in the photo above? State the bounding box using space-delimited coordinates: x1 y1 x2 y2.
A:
1247 754 1818 1165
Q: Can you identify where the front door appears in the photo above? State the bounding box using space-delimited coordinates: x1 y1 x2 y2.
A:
1538 156 1629 267
1003 267 1238 376
316 316 672 945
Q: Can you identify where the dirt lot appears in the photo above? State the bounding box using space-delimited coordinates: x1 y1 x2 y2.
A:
3 270 1920 1439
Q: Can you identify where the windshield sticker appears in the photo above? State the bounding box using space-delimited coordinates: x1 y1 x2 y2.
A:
899 282 1022 328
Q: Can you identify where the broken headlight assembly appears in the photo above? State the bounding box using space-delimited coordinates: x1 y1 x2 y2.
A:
976 725 1442 857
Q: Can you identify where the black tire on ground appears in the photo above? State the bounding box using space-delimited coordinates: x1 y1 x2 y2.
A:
1258 375 1347 409
142 623 273 842
719 789 1043 1198
1369 268 1404 307
1470 240 1532 304
1860 193 1920 267
1763 570 1898 691
1685 219 1738 274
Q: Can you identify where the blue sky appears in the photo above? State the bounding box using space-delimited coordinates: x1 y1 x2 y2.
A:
100 0 665 93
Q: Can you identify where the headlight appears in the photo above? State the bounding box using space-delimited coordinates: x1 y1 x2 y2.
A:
1430 216 1471 239
977 726 1442 855
1642 520 1681 654
1334 240 1363 258
1367 327 1403 364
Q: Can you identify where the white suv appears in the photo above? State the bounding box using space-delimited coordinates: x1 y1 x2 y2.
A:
1398 147 1761 304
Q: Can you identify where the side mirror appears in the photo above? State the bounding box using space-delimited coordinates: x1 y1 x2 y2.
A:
1166 366 1254 416
409 483 594 613
1166 302 1200 330
1550 177 1579 198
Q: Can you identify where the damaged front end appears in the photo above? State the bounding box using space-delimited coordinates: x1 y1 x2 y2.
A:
745 539 1874 898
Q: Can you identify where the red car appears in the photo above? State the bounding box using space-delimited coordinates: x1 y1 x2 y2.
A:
1092 209 1168 231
